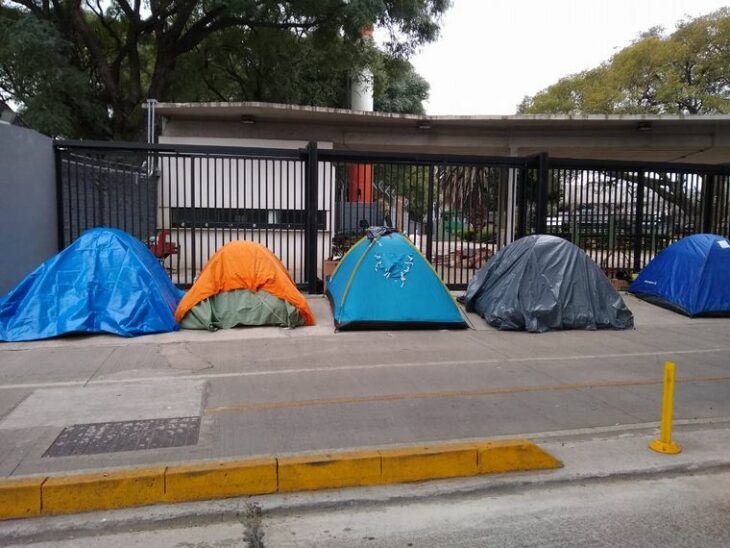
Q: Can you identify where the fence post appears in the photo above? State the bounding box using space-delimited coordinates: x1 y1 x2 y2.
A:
305 142 319 293
632 170 645 273
425 163 435 262
702 174 716 234
54 144 66 251
517 164 528 238
535 153 549 234
189 159 197 283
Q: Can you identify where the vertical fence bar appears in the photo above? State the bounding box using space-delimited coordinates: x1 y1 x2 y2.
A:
190 158 197 283
213 157 219 253
74 154 82 237
536 153 549 234
435 163 441 274
721 172 730 236
173 155 181 282
54 147 66 251
632 170 645 273
702 174 715 234
306 142 319 293
517 165 527 239
425 164 435 262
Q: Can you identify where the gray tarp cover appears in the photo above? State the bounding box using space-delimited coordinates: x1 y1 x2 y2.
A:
464 235 634 332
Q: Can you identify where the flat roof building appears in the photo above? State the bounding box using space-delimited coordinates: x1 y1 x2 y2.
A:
154 101 730 164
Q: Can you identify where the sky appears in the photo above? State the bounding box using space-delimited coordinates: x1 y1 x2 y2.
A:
406 0 729 115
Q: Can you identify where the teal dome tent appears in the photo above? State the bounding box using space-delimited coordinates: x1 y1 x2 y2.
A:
326 228 467 330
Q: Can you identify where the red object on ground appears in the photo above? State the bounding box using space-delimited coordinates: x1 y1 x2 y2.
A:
148 230 178 259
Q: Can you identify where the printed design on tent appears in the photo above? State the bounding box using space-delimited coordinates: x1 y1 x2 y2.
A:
374 251 415 287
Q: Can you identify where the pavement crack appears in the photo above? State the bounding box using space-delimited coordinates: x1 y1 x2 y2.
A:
239 501 266 548
184 343 216 371
83 347 118 387
158 343 215 372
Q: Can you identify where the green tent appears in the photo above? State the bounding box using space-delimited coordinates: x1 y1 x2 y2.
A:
180 289 305 330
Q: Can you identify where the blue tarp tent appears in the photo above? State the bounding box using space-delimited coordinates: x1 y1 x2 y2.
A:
0 228 183 341
326 228 467 330
629 233 730 317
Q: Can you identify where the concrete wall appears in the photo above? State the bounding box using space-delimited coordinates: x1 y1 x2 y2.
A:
0 124 57 296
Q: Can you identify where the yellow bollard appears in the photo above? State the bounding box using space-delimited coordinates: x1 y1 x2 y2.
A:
649 361 682 454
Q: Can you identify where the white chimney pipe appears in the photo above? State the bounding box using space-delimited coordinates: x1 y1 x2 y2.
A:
351 25 374 112
351 69 374 112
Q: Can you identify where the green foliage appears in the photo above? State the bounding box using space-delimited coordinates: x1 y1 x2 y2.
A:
0 1 449 139
167 26 356 107
438 166 505 230
460 225 495 243
373 56 429 114
519 9 730 115
372 164 430 219
0 10 109 137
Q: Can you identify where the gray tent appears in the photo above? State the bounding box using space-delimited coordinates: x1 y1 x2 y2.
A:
463 235 634 332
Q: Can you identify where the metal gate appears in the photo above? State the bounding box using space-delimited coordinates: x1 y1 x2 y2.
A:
319 149 525 289
55 141 315 289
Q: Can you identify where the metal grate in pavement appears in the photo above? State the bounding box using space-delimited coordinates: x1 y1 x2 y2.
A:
43 416 201 457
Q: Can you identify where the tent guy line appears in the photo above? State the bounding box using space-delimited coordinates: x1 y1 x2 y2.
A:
0 346 728 392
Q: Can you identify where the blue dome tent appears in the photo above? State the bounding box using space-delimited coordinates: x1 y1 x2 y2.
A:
326 228 467 330
0 228 183 341
629 234 730 317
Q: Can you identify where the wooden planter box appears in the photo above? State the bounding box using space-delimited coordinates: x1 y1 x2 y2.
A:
323 259 340 293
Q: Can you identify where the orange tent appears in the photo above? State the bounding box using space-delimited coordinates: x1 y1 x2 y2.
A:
175 241 315 326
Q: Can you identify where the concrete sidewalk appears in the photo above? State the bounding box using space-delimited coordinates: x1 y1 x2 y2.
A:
2 419 730 545
1 293 729 481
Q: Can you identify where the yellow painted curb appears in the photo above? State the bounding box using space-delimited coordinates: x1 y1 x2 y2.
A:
279 450 382 492
476 439 563 474
380 443 478 483
0 476 44 520
0 438 561 521
42 466 166 515
165 458 277 502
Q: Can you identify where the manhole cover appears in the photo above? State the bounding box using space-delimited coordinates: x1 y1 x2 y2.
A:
43 416 201 457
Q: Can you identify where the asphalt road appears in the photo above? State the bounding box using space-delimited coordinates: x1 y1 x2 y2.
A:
6 469 730 547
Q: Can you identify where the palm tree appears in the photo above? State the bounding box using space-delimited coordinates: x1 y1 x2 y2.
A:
437 165 503 240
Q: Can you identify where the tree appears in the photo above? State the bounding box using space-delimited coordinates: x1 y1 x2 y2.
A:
518 8 730 115
373 56 429 115
0 1 449 139
167 23 429 114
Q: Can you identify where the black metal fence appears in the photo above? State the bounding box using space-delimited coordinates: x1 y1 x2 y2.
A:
55 141 730 292
533 156 730 278
319 149 524 288
55 141 314 288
